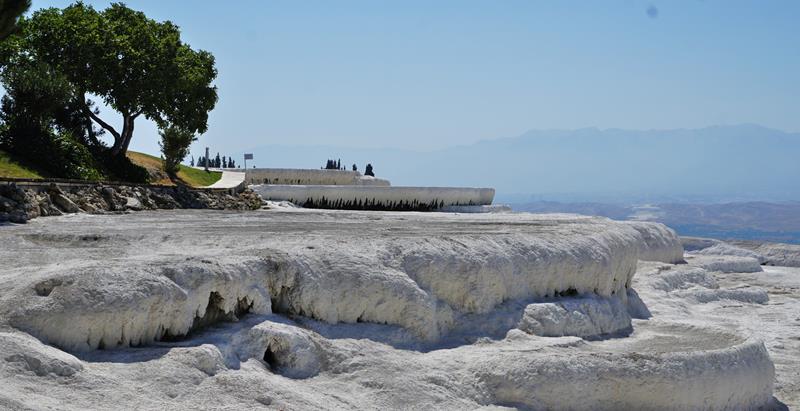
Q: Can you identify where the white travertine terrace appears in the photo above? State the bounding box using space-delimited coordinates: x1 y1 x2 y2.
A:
252 184 496 208
245 168 391 186
0 209 784 410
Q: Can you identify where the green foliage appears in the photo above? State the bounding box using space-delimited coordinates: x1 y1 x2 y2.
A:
0 149 43 178
0 57 103 180
0 2 216 182
127 150 218 186
0 123 102 180
95 150 150 183
0 0 30 41
22 2 218 156
159 126 195 176
324 158 344 170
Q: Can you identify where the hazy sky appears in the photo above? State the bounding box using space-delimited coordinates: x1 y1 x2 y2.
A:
31 0 800 157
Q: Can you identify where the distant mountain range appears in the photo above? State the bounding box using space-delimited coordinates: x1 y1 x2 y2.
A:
244 124 800 202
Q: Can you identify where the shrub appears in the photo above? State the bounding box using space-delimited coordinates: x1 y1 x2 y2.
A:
159 126 195 177
94 150 150 183
0 122 102 180
0 57 104 180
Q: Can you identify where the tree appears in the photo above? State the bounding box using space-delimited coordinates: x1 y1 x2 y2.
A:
228 158 235 168
222 156 227 168
159 126 195 177
365 163 374 177
0 0 29 41
352 164 357 171
214 152 221 168
0 55 103 180
190 155 194 167
21 3 218 157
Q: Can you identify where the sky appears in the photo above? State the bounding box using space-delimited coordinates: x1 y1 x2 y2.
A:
29 0 800 159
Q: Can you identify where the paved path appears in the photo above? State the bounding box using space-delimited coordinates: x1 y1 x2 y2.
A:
198 168 246 189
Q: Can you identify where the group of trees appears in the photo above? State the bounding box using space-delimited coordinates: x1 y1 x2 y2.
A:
193 153 237 169
322 158 375 176
0 2 217 180
324 159 344 170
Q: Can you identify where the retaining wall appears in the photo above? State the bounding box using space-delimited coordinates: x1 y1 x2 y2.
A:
252 184 495 211
245 168 390 186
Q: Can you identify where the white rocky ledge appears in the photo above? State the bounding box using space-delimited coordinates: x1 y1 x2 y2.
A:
1 211 682 351
0 209 780 410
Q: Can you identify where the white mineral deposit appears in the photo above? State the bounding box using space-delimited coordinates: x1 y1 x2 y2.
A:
0 209 795 409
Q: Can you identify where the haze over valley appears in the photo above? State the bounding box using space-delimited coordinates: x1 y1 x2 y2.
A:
243 124 800 204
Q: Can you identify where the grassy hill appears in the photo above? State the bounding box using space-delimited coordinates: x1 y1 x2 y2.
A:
0 150 45 179
126 151 221 187
0 149 221 188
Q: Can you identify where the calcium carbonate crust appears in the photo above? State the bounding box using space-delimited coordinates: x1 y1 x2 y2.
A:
3 215 684 351
0 210 779 410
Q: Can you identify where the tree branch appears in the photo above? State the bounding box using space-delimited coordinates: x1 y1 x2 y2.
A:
82 103 120 141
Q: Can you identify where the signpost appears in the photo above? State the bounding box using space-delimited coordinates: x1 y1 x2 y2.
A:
244 153 253 171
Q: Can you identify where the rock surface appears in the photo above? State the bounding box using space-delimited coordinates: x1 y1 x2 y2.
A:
517 294 632 338
0 182 262 223
731 240 800 267
685 254 764 273
682 235 800 268
0 209 788 410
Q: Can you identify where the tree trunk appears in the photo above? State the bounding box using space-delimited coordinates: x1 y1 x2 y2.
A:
81 95 133 157
110 115 135 157
121 117 135 154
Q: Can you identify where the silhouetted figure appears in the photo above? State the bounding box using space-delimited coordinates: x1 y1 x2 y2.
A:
352 164 357 171
365 163 374 177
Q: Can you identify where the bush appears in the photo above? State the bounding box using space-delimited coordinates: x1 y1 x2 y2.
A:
94 149 150 183
159 126 195 177
0 119 103 180
0 58 104 180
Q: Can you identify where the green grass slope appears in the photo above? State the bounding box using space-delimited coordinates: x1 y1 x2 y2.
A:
1 149 221 188
0 150 44 179
127 151 221 187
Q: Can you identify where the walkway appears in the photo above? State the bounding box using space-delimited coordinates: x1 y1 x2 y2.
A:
202 168 246 189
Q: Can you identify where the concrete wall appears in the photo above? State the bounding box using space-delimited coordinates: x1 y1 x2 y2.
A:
245 168 390 186
252 184 495 210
